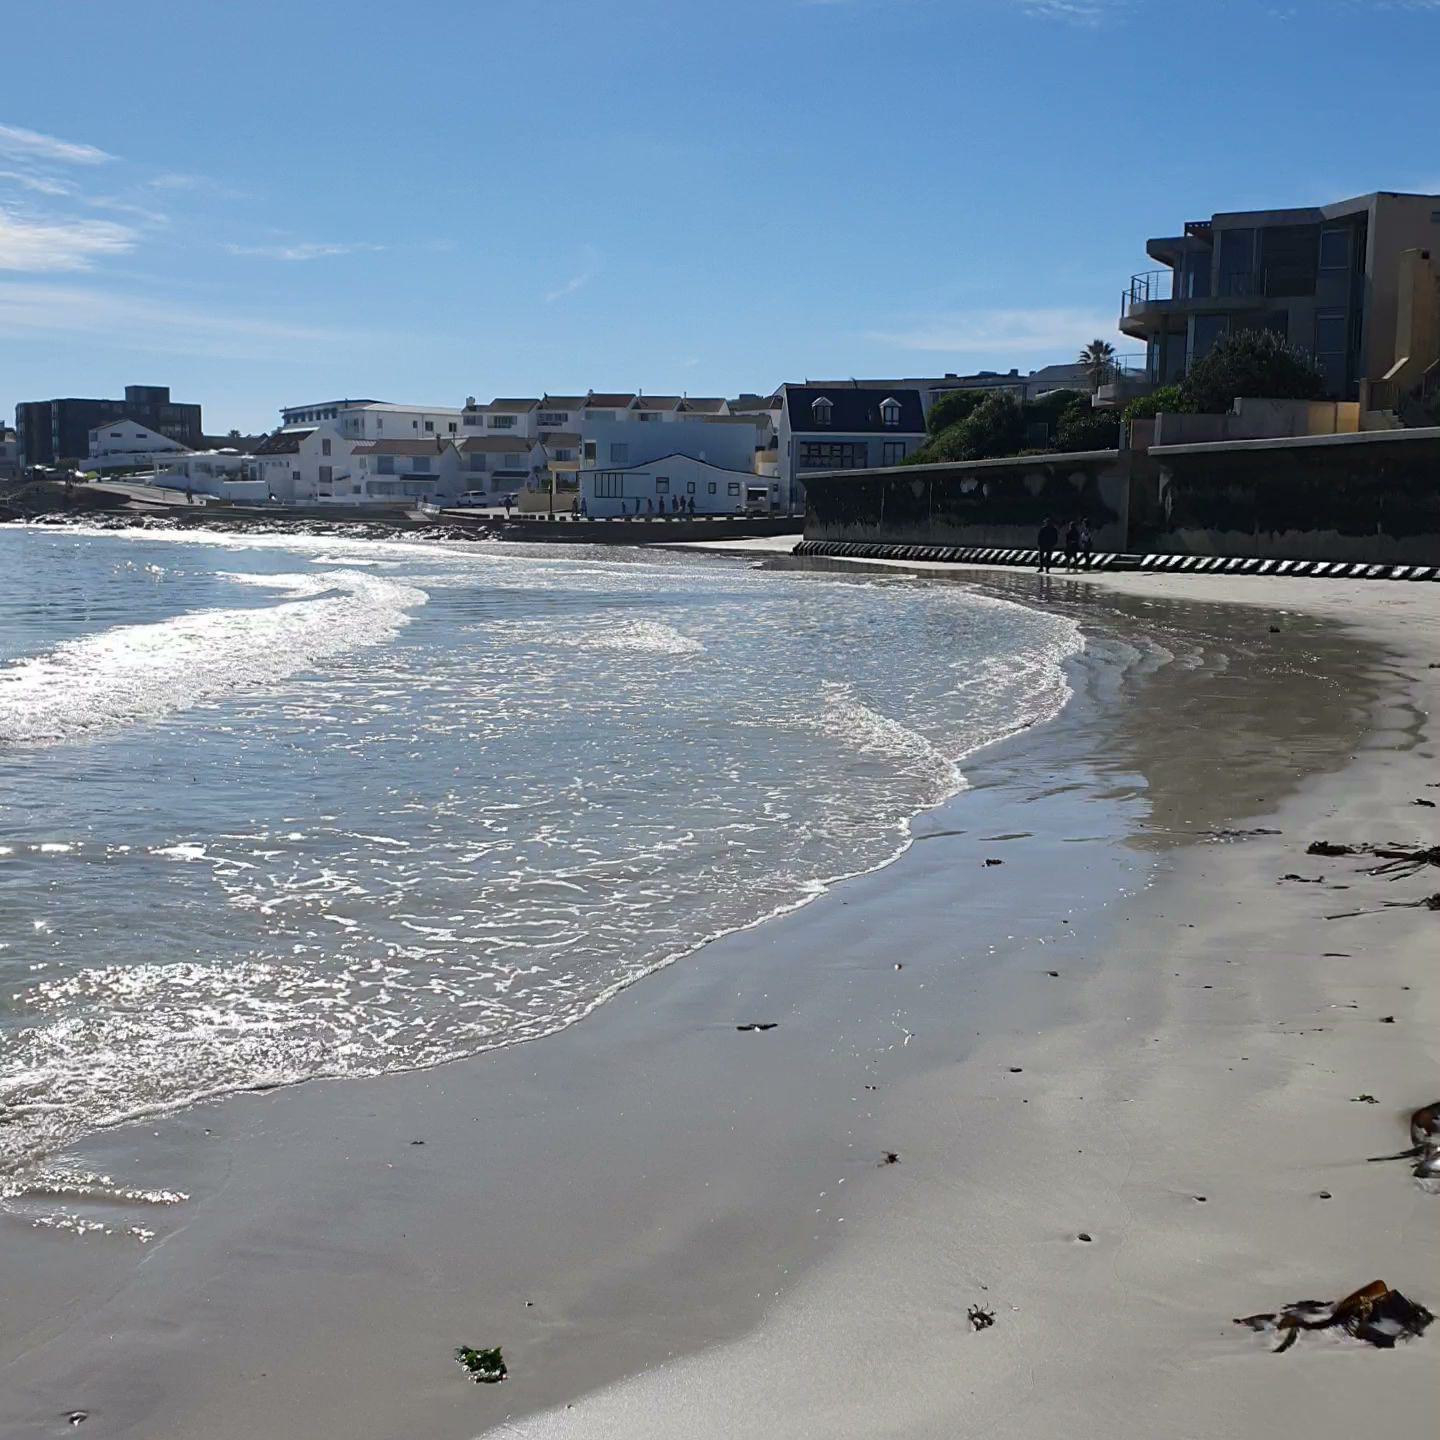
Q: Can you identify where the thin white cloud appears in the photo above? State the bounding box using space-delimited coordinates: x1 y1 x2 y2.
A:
0 208 137 272
0 123 113 166
869 307 1127 354
224 240 386 261
0 168 76 198
0 281 365 361
545 245 601 303
148 171 247 199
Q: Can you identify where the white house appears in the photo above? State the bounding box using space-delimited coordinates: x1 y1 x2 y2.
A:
280 398 465 442
581 454 772 518
350 439 464 503
775 385 926 509
86 418 190 472
462 398 540 442
454 435 544 496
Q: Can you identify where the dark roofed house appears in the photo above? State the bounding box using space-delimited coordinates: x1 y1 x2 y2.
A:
252 427 315 456
777 385 926 509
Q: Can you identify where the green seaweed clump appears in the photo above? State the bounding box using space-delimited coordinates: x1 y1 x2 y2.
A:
454 1345 507 1384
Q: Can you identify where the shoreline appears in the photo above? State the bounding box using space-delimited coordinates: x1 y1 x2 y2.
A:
1 564 1435 1439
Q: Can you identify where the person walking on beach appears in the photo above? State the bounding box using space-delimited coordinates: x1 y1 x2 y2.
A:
1079 519 1093 568
1037 517 1058 572
185 483 194 506
1063 519 1080 570
579 495 588 519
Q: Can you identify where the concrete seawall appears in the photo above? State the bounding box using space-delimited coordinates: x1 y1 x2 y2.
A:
804 428 1440 564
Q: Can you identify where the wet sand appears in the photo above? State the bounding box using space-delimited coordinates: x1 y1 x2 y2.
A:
1 570 1435 1439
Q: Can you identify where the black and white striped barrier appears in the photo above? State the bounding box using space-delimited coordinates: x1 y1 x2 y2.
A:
791 540 1438 580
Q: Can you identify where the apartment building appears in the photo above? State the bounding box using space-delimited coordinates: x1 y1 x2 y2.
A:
1119 190 1440 402
16 384 204 468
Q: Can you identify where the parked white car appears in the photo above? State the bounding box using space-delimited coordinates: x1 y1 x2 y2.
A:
454 491 490 508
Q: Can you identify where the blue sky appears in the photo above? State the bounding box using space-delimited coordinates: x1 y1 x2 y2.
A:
3 0 1437 433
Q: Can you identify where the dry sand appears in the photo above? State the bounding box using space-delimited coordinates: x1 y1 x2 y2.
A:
1 563 1435 1440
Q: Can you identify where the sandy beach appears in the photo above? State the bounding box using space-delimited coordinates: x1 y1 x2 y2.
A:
1 561 1435 1439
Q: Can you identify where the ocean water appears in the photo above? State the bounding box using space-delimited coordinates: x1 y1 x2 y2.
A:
0 525 1081 1199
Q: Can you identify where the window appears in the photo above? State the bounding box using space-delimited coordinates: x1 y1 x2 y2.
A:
583 440 597 462
609 442 629 463
318 464 333 484
447 422 457 433
707 481 716 494
489 415 516 429
469 453 485 472
655 477 669 493
594 471 625 498
503 453 522 469
637 412 657 422
412 455 431 473
377 419 383 432
1319 229 1351 270
811 397 832 426
880 399 901 427
537 411 568 426
882 440 906 465
1314 310 1349 391
799 441 868 470
727 481 741 495
411 420 418 429
551 448 574 461
587 409 613 422
424 421 434 433
377 455 395 474
322 438 331 455
686 480 696 494
465 412 484 427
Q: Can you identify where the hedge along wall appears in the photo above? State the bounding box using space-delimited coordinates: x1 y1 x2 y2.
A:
804 453 1129 551
1151 432 1440 562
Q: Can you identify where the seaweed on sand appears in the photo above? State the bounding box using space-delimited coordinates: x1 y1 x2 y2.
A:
454 1346 507 1383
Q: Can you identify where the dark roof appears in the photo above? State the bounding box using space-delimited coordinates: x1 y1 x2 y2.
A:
484 398 540 413
784 386 925 434
201 432 267 451
676 396 727 413
539 396 586 409
457 435 538 454
585 450 759 479
352 439 450 456
583 393 637 408
253 428 315 455
632 395 681 410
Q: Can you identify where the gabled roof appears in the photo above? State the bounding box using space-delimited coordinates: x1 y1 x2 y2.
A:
457 435 540 454
542 432 582 447
352 438 451 456
482 397 540 413
783 386 925 434
583 393 637 408
676 396 728 413
631 395 681 411
584 450 760 479
253 427 315 455
539 395 586 409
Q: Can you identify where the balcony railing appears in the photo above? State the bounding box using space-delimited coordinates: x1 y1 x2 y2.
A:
1124 265 1317 320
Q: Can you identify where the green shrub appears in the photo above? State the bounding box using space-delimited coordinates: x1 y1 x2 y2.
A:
1122 384 1185 422
1055 404 1122 452
925 388 988 435
1180 329 1326 414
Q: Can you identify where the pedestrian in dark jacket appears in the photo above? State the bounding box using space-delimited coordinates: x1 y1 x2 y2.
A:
1037 518 1059 572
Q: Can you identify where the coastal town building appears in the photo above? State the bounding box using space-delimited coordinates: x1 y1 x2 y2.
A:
16 384 204 468
580 454 769 518
0 425 20 479
455 435 545 497
775 385 926 508
350 438 465 503
1120 189 1440 406
85 418 190 472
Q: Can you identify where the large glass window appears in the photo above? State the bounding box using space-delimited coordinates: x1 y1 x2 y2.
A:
1191 315 1228 363
799 441 868 470
1216 227 1256 296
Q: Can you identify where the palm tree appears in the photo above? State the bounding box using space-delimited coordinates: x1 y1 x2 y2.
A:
1078 338 1117 392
